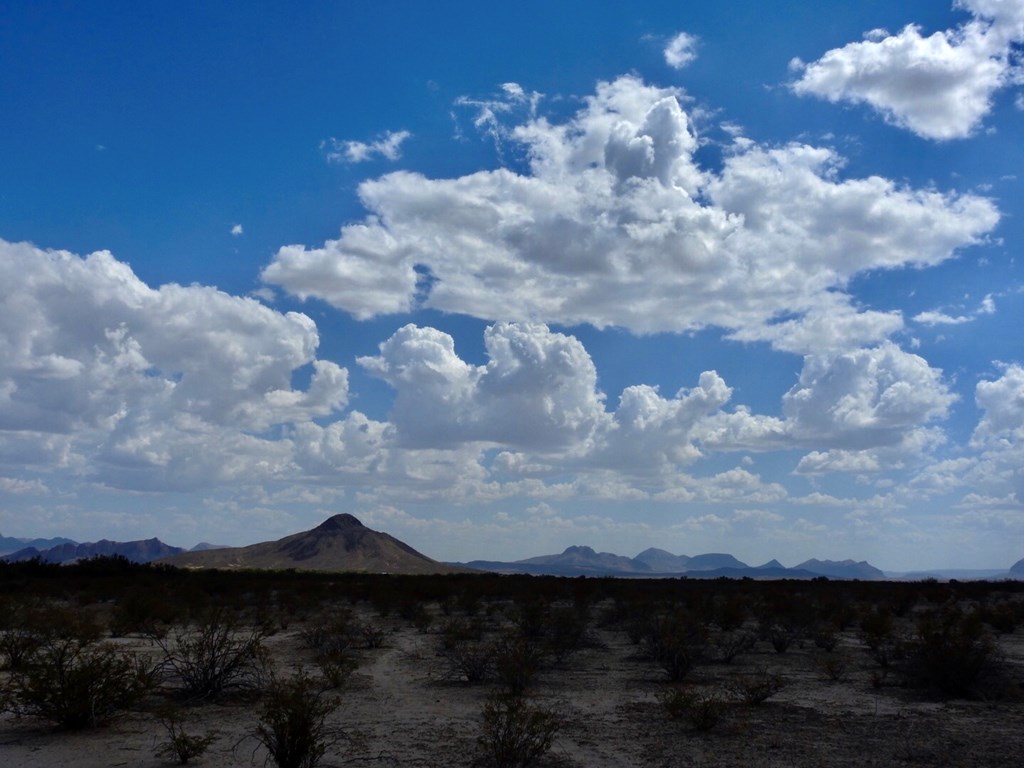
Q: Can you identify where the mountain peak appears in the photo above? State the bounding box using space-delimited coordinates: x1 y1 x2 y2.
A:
563 545 596 556
315 514 365 533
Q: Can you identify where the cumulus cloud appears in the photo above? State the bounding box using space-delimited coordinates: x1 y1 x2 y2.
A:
967 364 1024 505
664 31 699 69
973 363 1024 442
263 75 997 352
0 239 349 491
358 322 610 451
791 0 1024 139
783 343 956 450
231 224 243 236
354 322 954 489
322 130 412 163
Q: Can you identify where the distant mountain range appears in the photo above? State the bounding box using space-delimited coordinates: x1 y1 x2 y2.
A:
2 523 1021 580
1 537 190 564
458 545 889 579
0 533 76 556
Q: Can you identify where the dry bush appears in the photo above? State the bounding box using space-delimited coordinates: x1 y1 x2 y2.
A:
494 634 547 696
544 605 589 664
438 618 494 683
816 651 851 682
158 610 270 700
477 692 560 768
4 638 153 729
907 608 1003 698
155 707 218 764
727 669 786 705
657 685 729 731
644 608 707 682
766 624 794 654
251 671 342 768
710 629 757 664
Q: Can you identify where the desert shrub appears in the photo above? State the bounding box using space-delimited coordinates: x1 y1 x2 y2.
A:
513 598 549 640
404 601 434 632
350 620 387 649
28 603 104 648
727 669 786 705
657 685 728 731
644 608 707 682
440 634 494 684
544 605 589 664
252 671 341 768
712 595 748 632
494 635 547 696
438 617 494 683
155 708 218 764
299 610 355 658
477 693 560 768
906 609 1002 697
812 623 839 652
710 629 757 664
316 649 357 689
816 651 851 682
158 610 269 700
0 598 48 670
110 586 179 638
980 601 1019 634
4 637 153 729
766 624 794 654
859 606 894 649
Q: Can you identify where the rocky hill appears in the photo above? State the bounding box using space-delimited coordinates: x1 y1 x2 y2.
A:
160 514 464 574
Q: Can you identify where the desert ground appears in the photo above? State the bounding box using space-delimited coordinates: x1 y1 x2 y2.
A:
2 566 1023 767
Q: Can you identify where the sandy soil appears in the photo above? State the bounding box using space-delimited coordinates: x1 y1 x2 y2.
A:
2 600 1023 767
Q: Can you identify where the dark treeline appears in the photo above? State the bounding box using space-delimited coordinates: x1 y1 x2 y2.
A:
2 554 1021 619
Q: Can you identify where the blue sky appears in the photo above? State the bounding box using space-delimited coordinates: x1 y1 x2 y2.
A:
1 0 1022 570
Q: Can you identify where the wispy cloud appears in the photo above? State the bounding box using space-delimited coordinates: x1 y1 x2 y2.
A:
322 130 412 164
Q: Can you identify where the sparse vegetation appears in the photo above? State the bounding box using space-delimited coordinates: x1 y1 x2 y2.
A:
4 631 154 729
251 671 342 768
1 559 1022 766
477 692 560 768
727 669 787 705
658 685 729 731
155 708 218 764
157 609 270 700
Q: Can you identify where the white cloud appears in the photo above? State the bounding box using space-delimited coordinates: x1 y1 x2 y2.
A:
913 310 972 325
664 31 699 69
783 343 956 450
0 239 349 491
231 224 243 236
795 449 882 475
358 322 610 451
262 75 997 352
791 0 1024 139
322 130 412 163
973 363 1024 443
0 477 48 495
0 239 965 508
